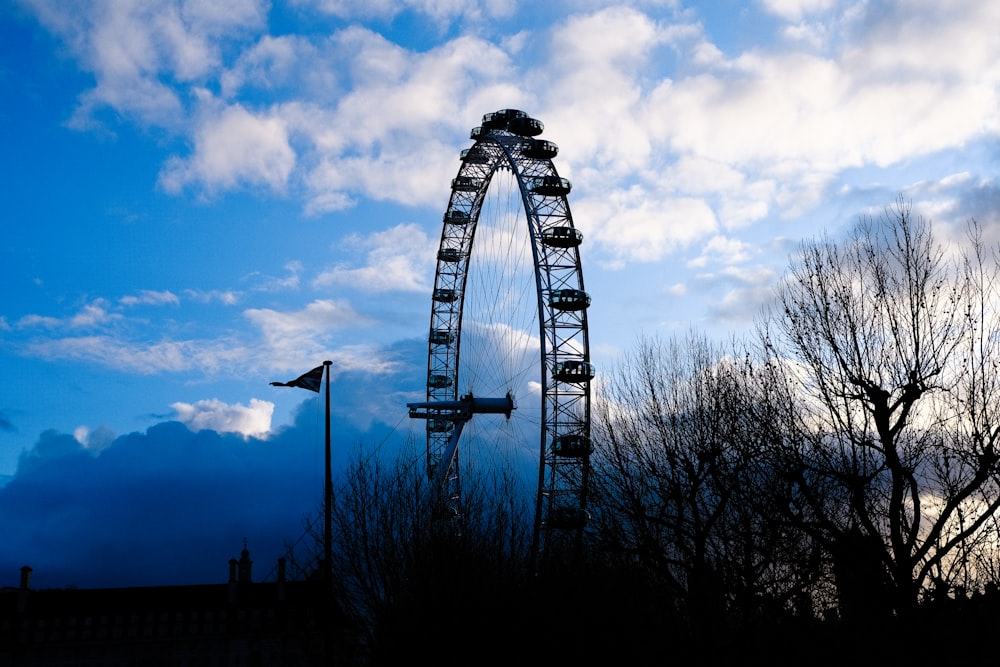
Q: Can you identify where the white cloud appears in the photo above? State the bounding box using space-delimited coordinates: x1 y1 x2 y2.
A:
760 0 836 21
303 144 457 212
220 35 314 98
23 0 267 128
618 1 1000 239
536 7 690 176
646 52 855 168
576 187 718 267
120 290 180 307
179 0 269 36
159 94 296 194
293 30 518 210
313 224 436 292
843 0 1000 82
687 235 754 268
302 191 356 215
171 397 274 438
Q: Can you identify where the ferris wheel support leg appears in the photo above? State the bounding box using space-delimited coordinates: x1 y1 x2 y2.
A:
407 393 514 514
428 419 465 503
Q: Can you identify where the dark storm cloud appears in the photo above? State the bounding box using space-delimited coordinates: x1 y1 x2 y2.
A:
0 372 417 591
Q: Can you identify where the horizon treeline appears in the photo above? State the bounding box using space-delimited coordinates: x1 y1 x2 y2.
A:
303 199 1000 662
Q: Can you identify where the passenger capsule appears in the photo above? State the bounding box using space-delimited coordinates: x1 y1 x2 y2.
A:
452 176 482 192
552 360 596 383
508 116 544 137
549 288 591 311
530 176 571 196
438 248 465 262
428 374 453 389
481 109 527 130
459 148 489 164
553 434 593 458
522 139 559 160
542 226 583 248
429 330 454 345
433 288 458 303
444 210 470 225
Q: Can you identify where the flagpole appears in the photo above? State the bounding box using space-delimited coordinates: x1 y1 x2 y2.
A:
323 360 333 591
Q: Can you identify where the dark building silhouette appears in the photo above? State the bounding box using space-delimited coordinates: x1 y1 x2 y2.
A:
0 547 354 666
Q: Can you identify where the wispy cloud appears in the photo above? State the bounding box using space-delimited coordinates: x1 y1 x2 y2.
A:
17 300 123 329
244 299 369 339
313 223 435 293
66 303 117 328
22 335 247 374
183 288 241 305
298 0 516 22
120 290 180 307
243 299 374 370
247 260 302 293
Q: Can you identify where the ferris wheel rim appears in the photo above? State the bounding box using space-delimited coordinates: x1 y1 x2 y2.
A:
424 109 593 563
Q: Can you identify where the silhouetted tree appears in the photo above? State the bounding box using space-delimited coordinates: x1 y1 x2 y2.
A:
325 439 535 663
589 332 818 634
757 199 1000 619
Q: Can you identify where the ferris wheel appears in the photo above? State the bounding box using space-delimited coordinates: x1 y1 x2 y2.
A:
407 109 594 565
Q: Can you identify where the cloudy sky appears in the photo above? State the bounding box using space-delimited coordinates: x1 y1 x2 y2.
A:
2 0 998 588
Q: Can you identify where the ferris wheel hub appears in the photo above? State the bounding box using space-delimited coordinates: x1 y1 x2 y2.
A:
407 392 514 420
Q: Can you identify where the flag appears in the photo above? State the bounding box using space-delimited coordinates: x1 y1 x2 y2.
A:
270 365 325 392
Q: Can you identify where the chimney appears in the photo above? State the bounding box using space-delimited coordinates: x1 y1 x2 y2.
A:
19 565 32 590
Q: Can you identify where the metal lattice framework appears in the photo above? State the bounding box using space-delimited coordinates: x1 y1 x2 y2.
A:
412 109 593 564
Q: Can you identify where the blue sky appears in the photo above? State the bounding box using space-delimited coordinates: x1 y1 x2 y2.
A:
2 0 998 588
